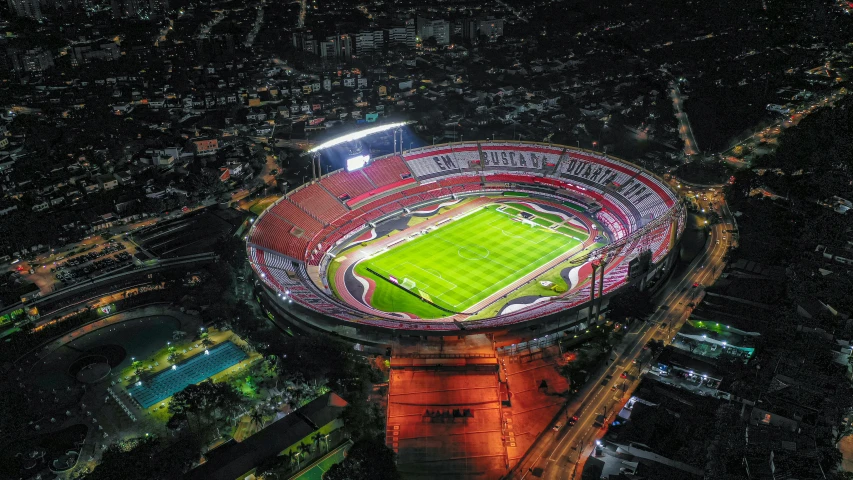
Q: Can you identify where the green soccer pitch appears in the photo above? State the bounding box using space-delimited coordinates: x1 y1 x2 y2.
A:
352 204 584 318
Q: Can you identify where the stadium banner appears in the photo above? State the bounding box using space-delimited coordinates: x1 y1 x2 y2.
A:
420 291 432 302
389 275 399 284
96 303 118 316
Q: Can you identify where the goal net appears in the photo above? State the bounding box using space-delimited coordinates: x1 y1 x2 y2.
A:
400 278 417 290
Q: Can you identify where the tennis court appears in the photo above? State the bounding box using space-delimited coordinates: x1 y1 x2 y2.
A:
126 341 247 408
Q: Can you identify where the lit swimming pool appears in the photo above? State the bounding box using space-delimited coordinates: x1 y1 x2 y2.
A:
126 341 247 408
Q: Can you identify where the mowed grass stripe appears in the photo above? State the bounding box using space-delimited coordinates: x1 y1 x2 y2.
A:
359 206 581 314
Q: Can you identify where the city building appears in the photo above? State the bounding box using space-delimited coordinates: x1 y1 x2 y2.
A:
416 16 450 45
193 138 220 156
386 19 416 48
292 31 352 59
355 30 384 55
292 30 320 55
319 34 352 59
7 47 54 73
71 41 121 66
7 0 42 20
463 17 505 43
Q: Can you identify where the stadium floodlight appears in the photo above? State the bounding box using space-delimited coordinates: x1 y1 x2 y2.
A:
304 121 415 155
346 154 370 171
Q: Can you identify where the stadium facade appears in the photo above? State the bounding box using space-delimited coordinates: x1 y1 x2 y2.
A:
247 141 685 343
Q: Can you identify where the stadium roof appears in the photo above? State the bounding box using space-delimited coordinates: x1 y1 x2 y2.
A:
304 121 415 154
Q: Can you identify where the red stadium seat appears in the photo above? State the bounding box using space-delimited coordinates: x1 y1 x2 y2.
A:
289 183 349 224
320 169 374 200
361 155 412 187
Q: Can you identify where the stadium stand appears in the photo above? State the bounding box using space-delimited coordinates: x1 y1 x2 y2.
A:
402 146 464 181
269 200 323 237
319 169 374 200
480 143 563 173
247 141 683 331
289 183 349 224
362 155 413 186
356 192 404 213
450 144 484 169
597 210 629 241
249 214 308 260
483 173 539 184
439 176 481 187
253 248 300 288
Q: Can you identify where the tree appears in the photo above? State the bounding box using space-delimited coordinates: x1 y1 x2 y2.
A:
168 381 243 435
339 394 384 440
607 285 655 323
324 436 401 480
249 408 265 433
86 435 199 480
725 169 758 205
271 333 378 398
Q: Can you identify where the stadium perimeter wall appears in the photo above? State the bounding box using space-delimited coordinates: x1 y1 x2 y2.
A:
246 141 684 342
254 236 682 346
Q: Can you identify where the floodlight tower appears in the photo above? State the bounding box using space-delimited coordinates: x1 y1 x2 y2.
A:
311 152 321 181
595 257 608 320
589 262 599 322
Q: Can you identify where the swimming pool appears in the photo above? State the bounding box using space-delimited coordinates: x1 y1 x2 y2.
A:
126 341 248 408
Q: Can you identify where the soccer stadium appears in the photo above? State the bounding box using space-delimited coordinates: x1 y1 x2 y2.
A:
246 138 685 338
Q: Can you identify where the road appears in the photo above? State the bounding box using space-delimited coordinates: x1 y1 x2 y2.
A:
718 88 847 162
495 0 529 23
509 189 733 479
670 84 700 158
244 2 265 47
298 0 307 27
196 10 226 39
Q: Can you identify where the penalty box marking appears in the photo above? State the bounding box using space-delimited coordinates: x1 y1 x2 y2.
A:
398 262 458 298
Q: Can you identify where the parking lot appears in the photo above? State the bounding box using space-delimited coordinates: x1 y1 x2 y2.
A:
52 240 133 285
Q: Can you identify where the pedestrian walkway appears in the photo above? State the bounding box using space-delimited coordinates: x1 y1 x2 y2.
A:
28 305 200 365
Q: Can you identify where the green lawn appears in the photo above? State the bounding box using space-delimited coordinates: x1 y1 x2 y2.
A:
293 442 351 480
249 196 277 215
353 205 582 318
